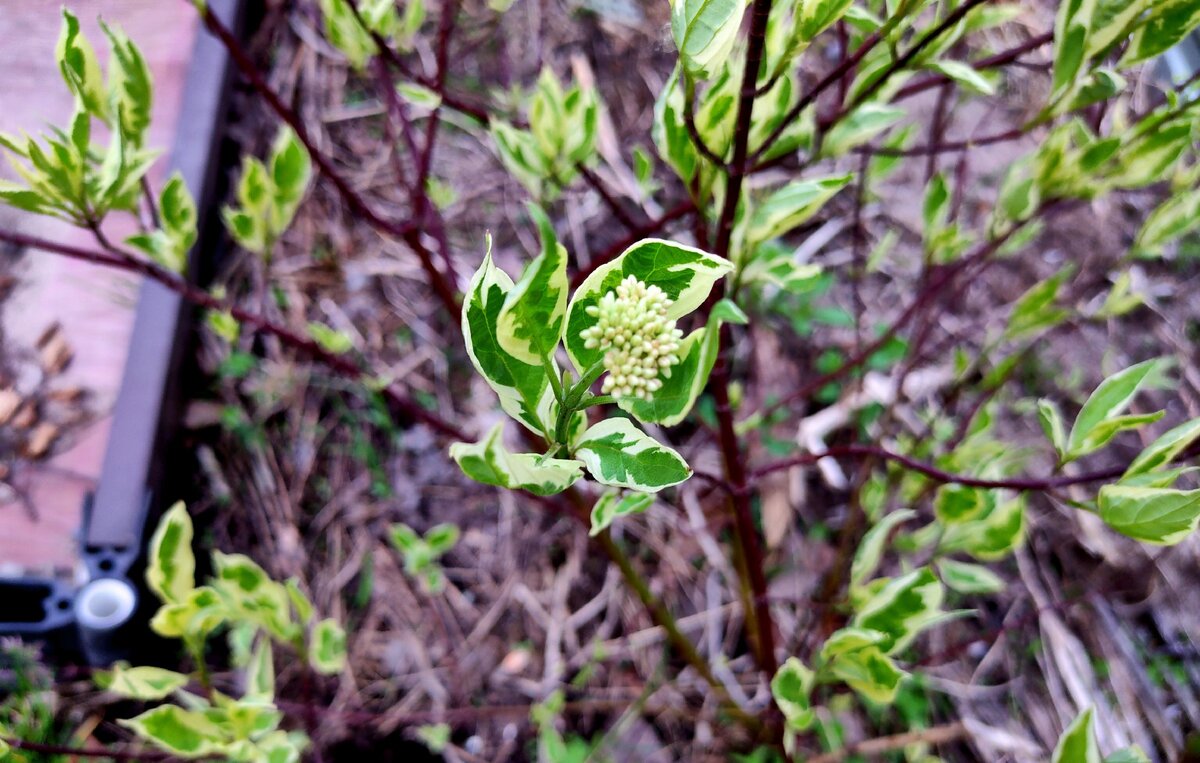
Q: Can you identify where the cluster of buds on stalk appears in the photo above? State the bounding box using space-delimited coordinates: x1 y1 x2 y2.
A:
580 275 684 399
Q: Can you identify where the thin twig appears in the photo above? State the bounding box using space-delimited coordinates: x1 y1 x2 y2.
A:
0 227 467 441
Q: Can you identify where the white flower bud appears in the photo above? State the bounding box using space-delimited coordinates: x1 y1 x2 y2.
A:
579 276 684 400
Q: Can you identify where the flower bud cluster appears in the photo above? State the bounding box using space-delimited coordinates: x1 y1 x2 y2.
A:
580 275 683 399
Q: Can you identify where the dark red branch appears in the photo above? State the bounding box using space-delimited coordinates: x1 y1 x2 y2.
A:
0 228 468 441
194 2 461 317
751 445 1130 490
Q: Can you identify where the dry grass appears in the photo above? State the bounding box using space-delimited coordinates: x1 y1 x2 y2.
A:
183 1 1200 760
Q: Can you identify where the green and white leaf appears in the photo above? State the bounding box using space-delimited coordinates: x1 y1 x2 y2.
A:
97 663 190 701
573 418 691 492
820 104 905 158
1052 707 1100 763
936 558 1005 595
850 509 916 589
825 644 906 705
1098 485 1200 545
671 0 746 79
119 706 225 758
309 618 347 674
146 501 196 605
1120 0 1200 67
450 422 584 496
940 496 1026 561
57 10 109 121
496 205 569 364
463 237 553 434
1066 358 1167 460
565 238 732 373
771 657 815 731
589 490 655 536
850 566 944 655
1123 418 1200 480
746 173 853 245
927 60 995 94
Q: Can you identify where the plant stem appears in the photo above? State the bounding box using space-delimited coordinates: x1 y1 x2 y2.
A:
708 0 780 678
0 227 468 441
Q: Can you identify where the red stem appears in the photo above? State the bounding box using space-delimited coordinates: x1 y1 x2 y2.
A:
193 2 461 318
0 227 468 441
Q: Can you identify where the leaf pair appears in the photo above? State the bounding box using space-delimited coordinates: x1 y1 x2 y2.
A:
146 502 346 674
222 127 313 256
456 219 735 500
491 68 599 200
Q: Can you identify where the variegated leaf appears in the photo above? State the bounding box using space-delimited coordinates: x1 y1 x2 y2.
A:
746 173 853 246
565 239 732 373
450 422 584 496
146 501 195 605
97 663 189 701
671 0 746 79
574 418 691 492
496 205 569 364
463 237 553 434
850 566 944 655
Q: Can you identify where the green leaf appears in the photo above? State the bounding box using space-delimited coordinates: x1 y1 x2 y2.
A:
306 322 355 355
1004 266 1072 341
671 0 746 79
1052 707 1100 763
496 205 569 364
826 644 906 704
449 422 584 496
318 0 378 69
1066 358 1166 460
160 172 197 240
150 585 227 640
101 20 154 147
1098 485 1200 545
425 523 460 555
934 485 990 525
927 60 995 94
565 238 732 373
462 237 553 434
922 172 951 236
589 490 655 536
212 552 295 641
1135 191 1200 256
1038 398 1068 458
1068 410 1165 460
1050 0 1098 102
416 724 452 754
309 619 347 674
245 639 276 702
850 509 916 589
573 418 691 492
820 104 905 158
940 496 1026 561
936 558 1005 594
146 501 196 605
97 663 190 700
618 298 744 426
799 0 855 40
269 127 311 221
850 566 944 654
770 657 815 731
57 10 109 122
119 706 225 757
397 82 442 110
1123 418 1200 480
819 627 888 661
1120 0 1200 66
747 173 854 245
